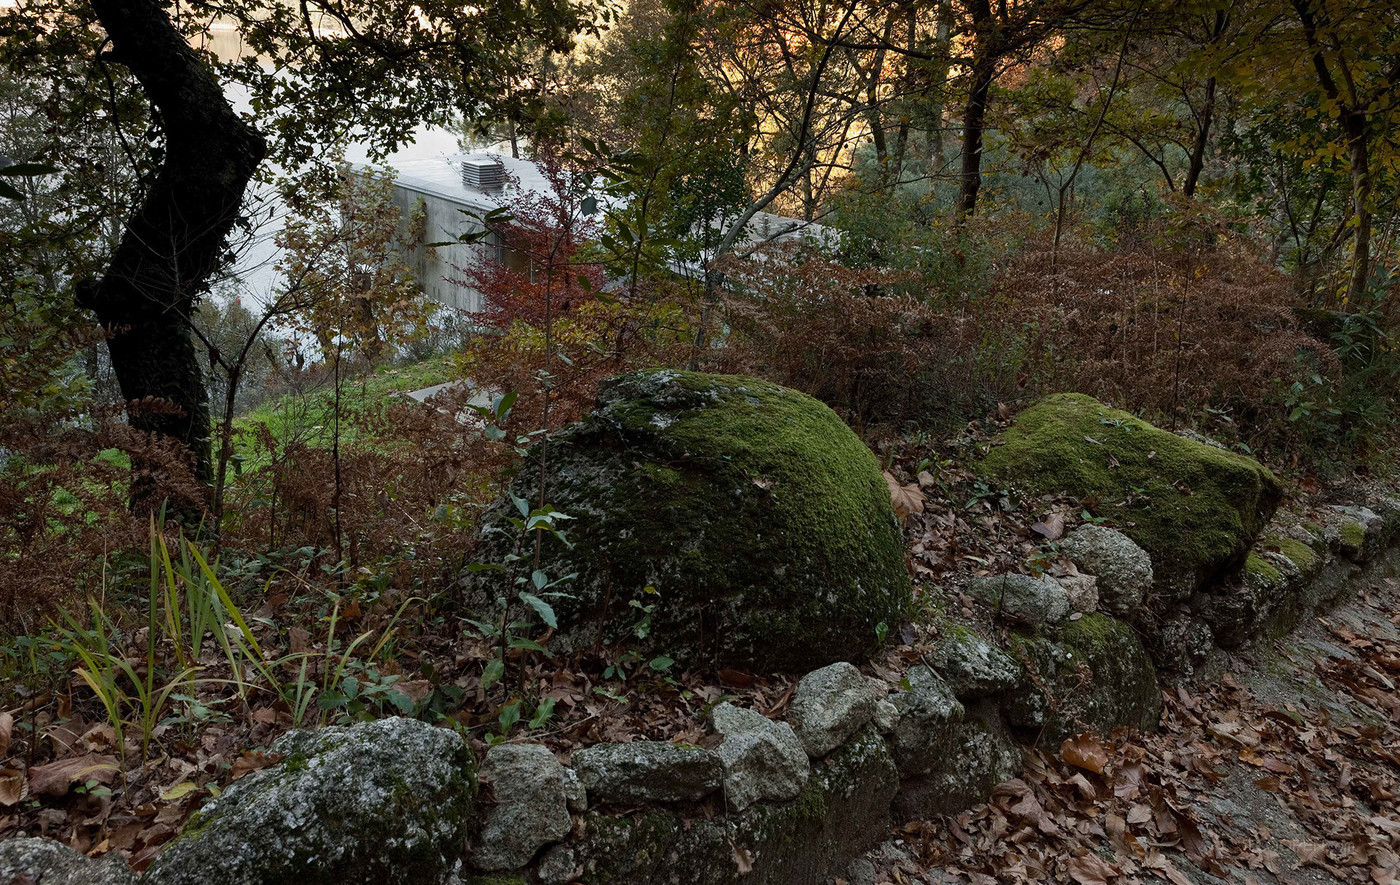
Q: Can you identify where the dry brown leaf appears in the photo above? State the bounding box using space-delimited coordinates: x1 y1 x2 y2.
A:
289 627 311 655
1065 851 1120 884
1286 840 1328 868
28 753 119 797
0 767 26 806
230 750 282 781
0 710 12 758
250 707 282 726
1031 512 1066 541
1062 733 1109 774
1105 812 1146 859
731 842 754 875
717 668 757 688
884 471 925 522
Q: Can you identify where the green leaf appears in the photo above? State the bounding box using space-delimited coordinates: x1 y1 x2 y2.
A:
0 180 23 201
528 697 556 729
493 390 517 422
481 658 505 691
507 637 551 655
648 655 675 672
518 592 557 628
532 569 548 590
498 700 521 732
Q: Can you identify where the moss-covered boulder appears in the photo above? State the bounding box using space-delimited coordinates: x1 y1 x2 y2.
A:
1004 614 1161 742
978 394 1282 600
146 718 476 885
468 370 912 672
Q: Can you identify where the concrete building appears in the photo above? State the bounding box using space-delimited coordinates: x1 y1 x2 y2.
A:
378 152 552 313
376 151 839 314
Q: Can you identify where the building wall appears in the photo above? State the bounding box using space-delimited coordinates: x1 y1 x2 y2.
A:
389 185 489 313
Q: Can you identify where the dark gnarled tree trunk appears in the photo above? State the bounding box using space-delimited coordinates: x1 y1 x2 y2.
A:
79 0 266 509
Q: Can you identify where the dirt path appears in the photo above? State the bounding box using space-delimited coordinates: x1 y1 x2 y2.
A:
860 551 1400 885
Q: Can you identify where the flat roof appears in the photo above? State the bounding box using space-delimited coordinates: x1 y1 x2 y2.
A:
374 152 555 210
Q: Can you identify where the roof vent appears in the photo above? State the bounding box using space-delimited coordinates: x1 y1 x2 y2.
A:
461 157 505 192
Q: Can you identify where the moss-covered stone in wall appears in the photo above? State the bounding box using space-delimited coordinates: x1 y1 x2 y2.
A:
147 718 477 885
572 726 897 885
1004 613 1161 742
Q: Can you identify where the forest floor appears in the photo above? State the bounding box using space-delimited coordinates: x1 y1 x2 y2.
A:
876 551 1400 885
5 409 1400 884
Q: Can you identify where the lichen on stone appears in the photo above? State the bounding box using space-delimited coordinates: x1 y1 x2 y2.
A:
147 717 476 885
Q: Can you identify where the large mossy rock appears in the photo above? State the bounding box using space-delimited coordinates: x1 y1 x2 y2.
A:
147 718 476 885
469 370 912 672
978 394 1282 599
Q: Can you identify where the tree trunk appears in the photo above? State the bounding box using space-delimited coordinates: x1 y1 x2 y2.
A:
1346 116 1373 303
78 0 266 509
1182 76 1215 197
957 55 997 216
926 0 954 171
1183 10 1225 198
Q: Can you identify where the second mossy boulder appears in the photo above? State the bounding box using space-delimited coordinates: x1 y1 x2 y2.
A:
978 393 1281 599
468 370 912 672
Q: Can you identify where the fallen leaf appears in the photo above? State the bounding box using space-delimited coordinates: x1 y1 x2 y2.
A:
1031 512 1066 541
289 627 311 654
1065 851 1120 884
1062 733 1109 774
230 750 282 781
160 781 203 801
1286 840 1328 868
884 471 925 522
731 842 754 875
717 668 756 688
28 753 119 797
0 767 26 806
0 710 11 757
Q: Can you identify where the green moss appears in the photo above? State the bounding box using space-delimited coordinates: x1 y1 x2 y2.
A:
635 462 682 485
1265 537 1318 572
471 370 911 672
284 752 309 773
1340 521 1367 550
1243 553 1284 587
1303 521 1326 538
459 875 527 885
978 394 1282 598
1005 614 1161 741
